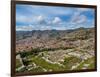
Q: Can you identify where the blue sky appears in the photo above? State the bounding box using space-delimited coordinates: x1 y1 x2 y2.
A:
16 4 95 31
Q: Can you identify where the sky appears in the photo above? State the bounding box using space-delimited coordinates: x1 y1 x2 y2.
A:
16 4 95 31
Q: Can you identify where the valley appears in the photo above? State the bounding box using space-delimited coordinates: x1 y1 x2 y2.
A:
16 27 95 73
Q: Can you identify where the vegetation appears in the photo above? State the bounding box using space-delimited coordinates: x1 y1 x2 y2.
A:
76 57 95 70
16 59 22 68
61 56 82 69
16 28 95 73
28 56 64 71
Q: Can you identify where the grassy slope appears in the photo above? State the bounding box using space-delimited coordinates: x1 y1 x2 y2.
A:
29 55 64 71
76 57 95 70
61 56 82 69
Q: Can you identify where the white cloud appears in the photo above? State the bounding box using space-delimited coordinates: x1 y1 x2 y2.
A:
36 15 46 24
40 25 52 30
35 16 62 25
72 14 87 24
70 8 88 25
16 25 33 31
52 17 62 24
16 15 33 23
37 15 44 22
16 5 94 31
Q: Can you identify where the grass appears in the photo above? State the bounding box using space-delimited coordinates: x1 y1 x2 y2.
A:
61 56 82 69
28 55 65 72
29 67 45 72
16 47 95 73
16 67 27 73
88 62 95 69
76 57 95 70
16 59 22 68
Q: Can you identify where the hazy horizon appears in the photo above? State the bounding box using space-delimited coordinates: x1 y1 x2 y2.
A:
16 27 94 32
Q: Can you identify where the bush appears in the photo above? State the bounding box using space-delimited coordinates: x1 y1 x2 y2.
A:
19 51 33 58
